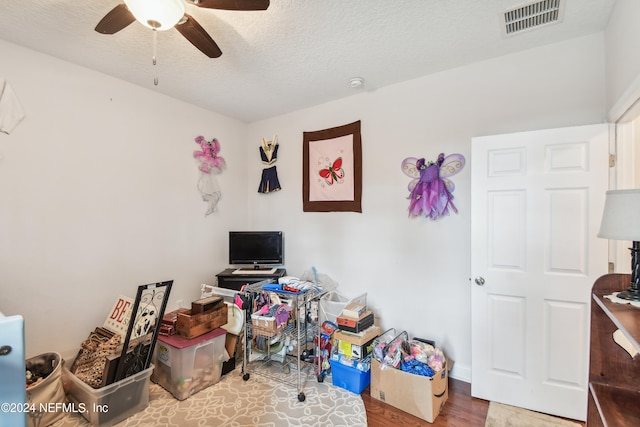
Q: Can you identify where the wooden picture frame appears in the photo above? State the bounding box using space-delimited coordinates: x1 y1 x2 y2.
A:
303 120 362 212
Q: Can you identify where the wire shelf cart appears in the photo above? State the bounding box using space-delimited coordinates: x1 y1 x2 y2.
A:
241 279 325 402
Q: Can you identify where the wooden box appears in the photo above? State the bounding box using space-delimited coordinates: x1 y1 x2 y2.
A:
191 296 223 314
176 305 228 340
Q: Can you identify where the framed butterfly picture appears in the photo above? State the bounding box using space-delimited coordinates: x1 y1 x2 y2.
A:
303 120 362 212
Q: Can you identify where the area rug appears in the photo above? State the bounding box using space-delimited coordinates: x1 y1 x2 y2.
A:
53 366 367 427
485 401 581 427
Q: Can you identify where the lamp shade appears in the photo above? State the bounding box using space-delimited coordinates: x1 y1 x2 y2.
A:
123 0 185 31
598 189 640 241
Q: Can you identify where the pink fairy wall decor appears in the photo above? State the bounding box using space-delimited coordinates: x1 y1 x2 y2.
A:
401 153 465 220
193 135 226 216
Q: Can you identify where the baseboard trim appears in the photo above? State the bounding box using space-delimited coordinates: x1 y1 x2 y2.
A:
449 363 471 383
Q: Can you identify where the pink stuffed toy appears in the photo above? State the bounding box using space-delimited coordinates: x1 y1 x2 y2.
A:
193 135 226 216
194 135 225 174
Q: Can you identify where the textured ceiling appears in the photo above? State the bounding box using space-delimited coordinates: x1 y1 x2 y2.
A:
0 0 617 123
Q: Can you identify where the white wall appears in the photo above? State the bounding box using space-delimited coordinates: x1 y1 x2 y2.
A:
0 32 607 381
0 39 248 359
605 0 640 117
602 0 640 274
247 33 606 381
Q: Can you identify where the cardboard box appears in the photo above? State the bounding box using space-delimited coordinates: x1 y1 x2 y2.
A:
341 301 367 318
251 313 285 337
333 326 380 359
370 358 448 423
335 336 375 359
222 333 240 375
334 325 380 346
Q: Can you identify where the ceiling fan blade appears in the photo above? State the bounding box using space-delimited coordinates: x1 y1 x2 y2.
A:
175 15 223 58
190 0 269 11
95 4 136 34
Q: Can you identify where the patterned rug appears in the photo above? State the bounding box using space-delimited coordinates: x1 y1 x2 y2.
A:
53 365 367 427
485 402 581 427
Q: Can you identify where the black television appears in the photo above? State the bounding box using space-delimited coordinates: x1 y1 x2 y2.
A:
228 231 284 270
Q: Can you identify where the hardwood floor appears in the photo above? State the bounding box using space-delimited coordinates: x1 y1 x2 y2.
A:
362 378 487 427
361 378 586 427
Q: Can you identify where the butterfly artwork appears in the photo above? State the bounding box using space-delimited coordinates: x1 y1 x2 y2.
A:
319 157 345 186
401 152 465 220
303 120 362 212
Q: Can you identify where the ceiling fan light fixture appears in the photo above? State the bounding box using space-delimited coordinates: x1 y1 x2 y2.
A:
124 0 185 31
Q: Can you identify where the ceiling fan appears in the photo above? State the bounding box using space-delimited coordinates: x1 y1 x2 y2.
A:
95 0 270 58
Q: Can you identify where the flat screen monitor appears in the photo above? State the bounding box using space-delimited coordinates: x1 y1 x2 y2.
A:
228 231 284 269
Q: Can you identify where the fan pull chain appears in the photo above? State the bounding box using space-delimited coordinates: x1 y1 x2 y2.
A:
152 30 158 86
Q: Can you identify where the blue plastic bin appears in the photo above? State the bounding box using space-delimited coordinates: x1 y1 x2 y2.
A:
329 359 370 394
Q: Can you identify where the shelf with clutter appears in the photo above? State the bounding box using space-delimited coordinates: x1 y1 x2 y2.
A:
240 275 328 402
318 292 450 424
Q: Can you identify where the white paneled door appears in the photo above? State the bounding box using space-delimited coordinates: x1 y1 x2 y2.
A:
470 124 610 421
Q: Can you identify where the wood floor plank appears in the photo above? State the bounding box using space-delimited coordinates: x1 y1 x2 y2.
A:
362 378 488 427
361 378 586 427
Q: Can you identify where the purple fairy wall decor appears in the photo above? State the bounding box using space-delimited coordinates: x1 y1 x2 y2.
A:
193 135 226 216
401 153 465 220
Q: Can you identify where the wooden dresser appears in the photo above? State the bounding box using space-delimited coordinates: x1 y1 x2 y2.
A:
588 273 640 426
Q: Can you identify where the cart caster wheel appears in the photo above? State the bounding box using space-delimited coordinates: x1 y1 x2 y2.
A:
298 392 306 402
242 373 250 381
283 365 291 374
317 375 324 383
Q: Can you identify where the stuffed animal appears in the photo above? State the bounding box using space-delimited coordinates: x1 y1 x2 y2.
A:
193 135 225 216
194 135 226 174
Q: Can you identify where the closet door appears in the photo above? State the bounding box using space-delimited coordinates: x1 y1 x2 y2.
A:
470 124 610 421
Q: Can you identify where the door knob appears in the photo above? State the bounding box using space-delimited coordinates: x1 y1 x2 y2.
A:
0 345 12 356
474 277 485 286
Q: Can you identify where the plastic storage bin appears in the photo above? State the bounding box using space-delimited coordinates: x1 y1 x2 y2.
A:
372 328 406 362
152 327 227 400
62 364 153 427
329 359 371 394
319 292 366 324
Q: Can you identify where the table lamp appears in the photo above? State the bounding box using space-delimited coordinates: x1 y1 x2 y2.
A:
598 189 640 301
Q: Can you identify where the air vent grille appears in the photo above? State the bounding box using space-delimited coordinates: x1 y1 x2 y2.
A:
504 0 561 35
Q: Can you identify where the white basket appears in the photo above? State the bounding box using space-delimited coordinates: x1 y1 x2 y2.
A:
319 291 367 325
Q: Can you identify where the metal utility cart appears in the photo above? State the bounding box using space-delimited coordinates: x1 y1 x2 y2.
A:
241 279 325 402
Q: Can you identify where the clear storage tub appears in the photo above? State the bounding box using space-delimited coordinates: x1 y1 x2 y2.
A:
62 363 153 427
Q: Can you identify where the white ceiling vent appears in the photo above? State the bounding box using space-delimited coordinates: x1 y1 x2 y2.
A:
503 0 564 36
